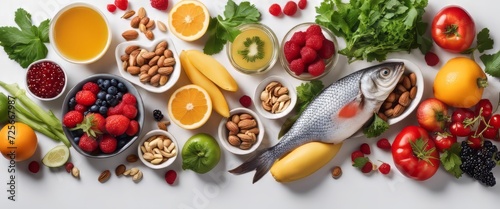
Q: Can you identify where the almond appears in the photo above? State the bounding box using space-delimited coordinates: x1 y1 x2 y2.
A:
393 104 406 117
145 30 154 40
239 142 253 150
238 119 257 130
156 41 168 50
120 54 129 62
121 10 135 19
146 20 155 30
158 67 174 76
163 57 176 67
410 86 418 99
147 65 159 76
149 55 160 66
139 73 151 83
164 49 173 58
398 91 411 107
137 7 146 19
226 121 239 135
157 121 170 131
157 20 167 32
409 73 417 87
139 23 147 33
142 51 156 60
150 74 161 86
125 45 140 54
122 30 139 41
155 47 165 56
159 75 168 86
228 135 241 146
127 66 140 75
239 113 253 120
140 65 150 73
130 16 140 28
140 17 150 25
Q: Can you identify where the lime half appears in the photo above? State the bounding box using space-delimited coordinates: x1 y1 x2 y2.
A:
42 145 70 167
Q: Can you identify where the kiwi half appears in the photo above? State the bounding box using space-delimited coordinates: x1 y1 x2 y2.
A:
238 36 264 62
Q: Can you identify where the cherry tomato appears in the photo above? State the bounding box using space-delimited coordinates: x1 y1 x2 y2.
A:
475 99 493 119
466 134 484 150
392 126 440 181
432 132 457 152
451 108 475 123
489 114 500 129
449 121 472 137
431 6 475 53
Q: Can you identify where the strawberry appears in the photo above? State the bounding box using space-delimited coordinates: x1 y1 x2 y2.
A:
107 4 117 13
268 4 282 17
376 138 391 150
99 134 118 154
151 0 169 10
300 46 317 64
74 104 87 113
290 31 306 46
165 170 177 185
105 115 130 136
126 120 140 136
318 39 335 59
108 101 125 116
305 34 325 51
306 24 323 37
114 0 128 10
122 104 138 119
307 59 326 76
78 133 98 153
75 90 96 106
63 110 84 128
283 41 301 63
82 82 100 95
298 0 307 9
351 150 364 162
361 161 373 173
74 113 107 137
360 143 371 155
378 162 391 175
122 93 137 106
289 59 306 75
283 1 298 16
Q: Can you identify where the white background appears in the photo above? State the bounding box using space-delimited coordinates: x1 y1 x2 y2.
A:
1 0 500 208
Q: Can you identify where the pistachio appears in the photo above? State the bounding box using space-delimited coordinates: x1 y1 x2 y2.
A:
71 167 80 178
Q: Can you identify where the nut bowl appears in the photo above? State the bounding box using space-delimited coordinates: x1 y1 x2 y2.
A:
137 129 178 169
253 75 297 119
280 22 339 80
25 59 67 101
218 108 265 155
115 39 181 93
62 74 145 158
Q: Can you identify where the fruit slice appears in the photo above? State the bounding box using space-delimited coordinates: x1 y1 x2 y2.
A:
168 0 210 41
42 145 70 167
168 84 212 129
185 50 238 92
180 51 230 117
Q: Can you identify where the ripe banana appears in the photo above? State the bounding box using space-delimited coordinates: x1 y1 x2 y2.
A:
185 50 238 92
180 51 230 118
270 142 343 183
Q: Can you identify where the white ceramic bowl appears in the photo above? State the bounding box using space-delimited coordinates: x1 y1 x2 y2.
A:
218 108 265 155
49 2 111 64
253 75 297 119
25 59 67 101
137 129 178 169
115 39 181 93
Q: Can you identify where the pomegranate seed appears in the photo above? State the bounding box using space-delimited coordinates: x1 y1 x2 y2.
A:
165 170 177 185
425 51 439 66
26 61 65 99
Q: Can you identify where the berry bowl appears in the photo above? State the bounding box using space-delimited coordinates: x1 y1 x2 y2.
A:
115 39 181 93
253 75 297 120
137 129 179 169
61 74 145 158
217 108 265 155
280 22 339 81
25 59 67 101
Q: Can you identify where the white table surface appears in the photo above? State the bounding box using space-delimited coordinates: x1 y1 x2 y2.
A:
1 0 500 208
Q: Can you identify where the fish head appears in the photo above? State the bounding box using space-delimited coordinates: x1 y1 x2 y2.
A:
360 62 405 101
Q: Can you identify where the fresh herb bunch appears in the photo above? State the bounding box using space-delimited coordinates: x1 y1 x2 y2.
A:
0 8 50 68
203 0 261 55
315 0 432 63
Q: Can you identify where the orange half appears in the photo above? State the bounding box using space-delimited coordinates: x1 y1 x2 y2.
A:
168 0 210 41
168 84 212 129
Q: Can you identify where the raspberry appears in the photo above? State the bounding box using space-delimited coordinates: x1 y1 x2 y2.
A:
125 120 140 136
361 161 373 173
114 0 128 10
289 59 306 75
351 150 364 162
75 90 97 106
82 82 100 95
28 161 40 173
151 0 169 10
290 31 306 46
298 0 307 9
79 133 98 153
122 93 137 106
307 59 326 77
376 138 391 150
268 4 282 17
99 134 118 154
63 110 84 128
425 51 440 66
122 104 138 119
283 1 298 16
305 35 325 50
318 39 335 59
165 170 177 185
360 143 371 155
65 162 74 173
107 4 117 13
239 95 252 108
74 104 87 113
378 162 391 175
283 41 301 63
300 46 317 64
306 24 323 37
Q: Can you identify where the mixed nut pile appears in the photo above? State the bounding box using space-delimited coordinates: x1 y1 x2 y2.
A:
378 73 418 120
225 113 260 150
121 7 167 41
260 81 291 114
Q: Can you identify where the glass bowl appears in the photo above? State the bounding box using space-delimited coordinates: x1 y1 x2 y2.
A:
25 59 67 101
279 22 339 80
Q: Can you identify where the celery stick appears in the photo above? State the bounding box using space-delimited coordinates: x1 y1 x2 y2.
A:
15 102 42 123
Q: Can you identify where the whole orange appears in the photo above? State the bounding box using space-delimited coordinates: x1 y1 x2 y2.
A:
433 57 488 108
0 122 38 162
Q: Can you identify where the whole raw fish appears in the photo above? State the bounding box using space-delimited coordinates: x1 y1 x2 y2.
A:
229 62 405 183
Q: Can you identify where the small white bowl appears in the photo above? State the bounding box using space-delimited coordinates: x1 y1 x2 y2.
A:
25 59 67 101
137 129 178 169
218 108 265 155
115 39 181 93
253 76 297 119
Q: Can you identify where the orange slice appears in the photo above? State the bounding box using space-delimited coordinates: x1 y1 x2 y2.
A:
168 0 210 41
168 84 212 129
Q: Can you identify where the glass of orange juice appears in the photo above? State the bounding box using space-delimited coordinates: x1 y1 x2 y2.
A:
49 3 111 64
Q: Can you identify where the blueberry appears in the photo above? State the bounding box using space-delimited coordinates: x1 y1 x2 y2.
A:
105 94 114 101
107 86 118 95
108 99 118 107
102 79 111 89
73 137 80 144
90 105 99 112
97 78 104 85
100 100 108 107
99 106 108 115
117 82 127 92
83 111 90 116
117 139 127 149
97 91 106 100
110 79 118 86
116 92 123 100
68 97 76 109
72 129 84 137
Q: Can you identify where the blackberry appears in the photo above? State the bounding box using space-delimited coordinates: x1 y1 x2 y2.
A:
153 109 164 121
460 140 497 187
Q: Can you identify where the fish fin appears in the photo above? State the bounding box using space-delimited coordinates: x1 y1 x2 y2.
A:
228 148 277 184
338 94 364 118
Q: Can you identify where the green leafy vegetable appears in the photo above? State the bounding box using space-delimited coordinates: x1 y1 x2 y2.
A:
203 0 260 55
362 113 389 138
0 8 50 68
440 142 463 178
315 0 431 63
352 157 369 168
462 28 494 54
480 52 500 77
278 80 324 138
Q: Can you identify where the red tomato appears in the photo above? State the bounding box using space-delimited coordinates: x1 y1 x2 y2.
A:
392 126 440 181
431 6 475 53
432 132 457 152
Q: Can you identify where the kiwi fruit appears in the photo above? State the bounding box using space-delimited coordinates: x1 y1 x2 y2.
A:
238 36 264 62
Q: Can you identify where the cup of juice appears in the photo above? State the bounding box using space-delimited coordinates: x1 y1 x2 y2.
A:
49 3 111 64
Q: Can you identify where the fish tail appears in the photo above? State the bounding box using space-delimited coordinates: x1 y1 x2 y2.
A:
228 147 277 183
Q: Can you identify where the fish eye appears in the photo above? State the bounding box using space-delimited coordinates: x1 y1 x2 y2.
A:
380 68 390 77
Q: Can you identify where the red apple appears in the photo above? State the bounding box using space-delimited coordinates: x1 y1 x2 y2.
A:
416 98 449 132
